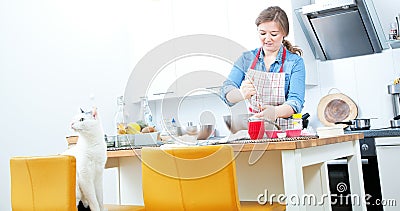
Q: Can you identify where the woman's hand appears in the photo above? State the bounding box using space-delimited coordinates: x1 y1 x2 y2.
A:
240 79 256 100
252 104 295 121
252 105 277 121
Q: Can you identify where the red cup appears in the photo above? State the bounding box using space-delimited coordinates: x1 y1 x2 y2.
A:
248 119 265 140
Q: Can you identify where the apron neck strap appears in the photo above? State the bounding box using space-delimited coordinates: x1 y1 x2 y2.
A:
250 47 287 72
279 47 286 73
250 48 262 69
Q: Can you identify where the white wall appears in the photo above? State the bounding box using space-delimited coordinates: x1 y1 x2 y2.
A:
304 49 400 130
1 0 399 210
0 0 133 209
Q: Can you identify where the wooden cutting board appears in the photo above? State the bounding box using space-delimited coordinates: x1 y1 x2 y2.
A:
317 93 358 127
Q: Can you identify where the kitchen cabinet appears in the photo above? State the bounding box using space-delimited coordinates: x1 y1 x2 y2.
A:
146 61 178 101
174 55 231 97
370 0 400 46
170 0 231 98
125 0 175 103
375 137 400 211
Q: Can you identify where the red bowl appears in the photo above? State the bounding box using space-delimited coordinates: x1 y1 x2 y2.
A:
286 129 302 137
265 130 282 138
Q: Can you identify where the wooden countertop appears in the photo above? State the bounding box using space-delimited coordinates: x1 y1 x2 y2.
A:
107 133 364 158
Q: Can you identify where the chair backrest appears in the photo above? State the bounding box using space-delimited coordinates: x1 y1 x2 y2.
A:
10 155 77 211
141 145 241 211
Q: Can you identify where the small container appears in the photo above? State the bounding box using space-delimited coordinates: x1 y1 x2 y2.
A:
291 113 303 130
277 132 287 138
286 129 302 137
248 118 265 140
265 130 282 138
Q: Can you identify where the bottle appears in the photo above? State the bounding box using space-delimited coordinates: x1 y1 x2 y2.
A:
114 96 126 135
141 97 155 127
291 113 303 130
389 22 398 40
170 117 177 136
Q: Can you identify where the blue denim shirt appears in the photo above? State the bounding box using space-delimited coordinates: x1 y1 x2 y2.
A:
220 46 305 113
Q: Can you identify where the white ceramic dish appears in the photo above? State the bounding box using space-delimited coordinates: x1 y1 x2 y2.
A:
316 126 344 138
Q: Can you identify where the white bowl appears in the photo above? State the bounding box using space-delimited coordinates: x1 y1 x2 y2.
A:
277 132 287 138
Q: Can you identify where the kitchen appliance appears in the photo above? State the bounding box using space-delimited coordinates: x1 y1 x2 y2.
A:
327 137 383 211
295 0 388 61
387 83 400 127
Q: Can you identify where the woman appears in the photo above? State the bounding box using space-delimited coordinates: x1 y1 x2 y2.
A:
221 6 305 129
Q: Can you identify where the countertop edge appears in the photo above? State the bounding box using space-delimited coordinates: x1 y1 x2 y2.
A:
107 134 363 158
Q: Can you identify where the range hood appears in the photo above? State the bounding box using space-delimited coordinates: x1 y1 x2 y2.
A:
295 0 388 61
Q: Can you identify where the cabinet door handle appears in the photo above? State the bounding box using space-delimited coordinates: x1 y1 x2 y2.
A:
205 86 221 90
152 91 175 96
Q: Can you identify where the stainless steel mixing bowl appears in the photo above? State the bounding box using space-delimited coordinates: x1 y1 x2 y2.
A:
197 124 215 140
177 123 215 140
223 114 251 134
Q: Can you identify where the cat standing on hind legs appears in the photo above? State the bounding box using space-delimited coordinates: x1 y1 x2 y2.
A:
63 107 107 211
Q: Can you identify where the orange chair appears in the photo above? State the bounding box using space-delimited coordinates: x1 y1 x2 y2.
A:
141 145 285 211
10 155 144 211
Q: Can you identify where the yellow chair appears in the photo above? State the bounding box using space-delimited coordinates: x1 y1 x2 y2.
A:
10 155 77 211
141 145 285 211
10 155 144 211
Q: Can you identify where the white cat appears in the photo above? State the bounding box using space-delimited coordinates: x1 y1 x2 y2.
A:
63 107 107 211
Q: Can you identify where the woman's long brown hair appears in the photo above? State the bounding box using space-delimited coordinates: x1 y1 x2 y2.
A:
255 6 303 56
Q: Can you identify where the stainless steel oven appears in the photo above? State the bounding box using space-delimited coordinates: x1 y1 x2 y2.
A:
327 137 383 211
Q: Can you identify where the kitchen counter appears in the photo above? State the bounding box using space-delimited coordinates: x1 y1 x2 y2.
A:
107 134 367 211
107 133 364 158
345 127 400 138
